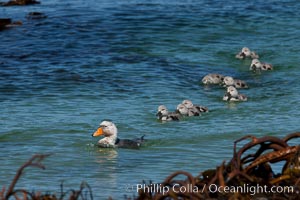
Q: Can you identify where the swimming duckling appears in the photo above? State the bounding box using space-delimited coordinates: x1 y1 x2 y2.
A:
222 76 248 89
176 103 190 116
250 59 273 72
156 105 181 121
235 47 259 59
182 99 209 115
223 86 247 102
202 73 224 85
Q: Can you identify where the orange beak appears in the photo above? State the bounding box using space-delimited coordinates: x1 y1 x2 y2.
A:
92 127 103 137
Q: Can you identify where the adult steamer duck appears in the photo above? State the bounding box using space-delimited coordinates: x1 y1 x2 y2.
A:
92 120 145 148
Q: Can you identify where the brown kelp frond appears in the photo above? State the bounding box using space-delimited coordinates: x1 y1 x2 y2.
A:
1 154 93 200
5 154 51 199
60 182 93 200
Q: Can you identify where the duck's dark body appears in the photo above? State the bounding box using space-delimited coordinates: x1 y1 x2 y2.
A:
115 135 146 149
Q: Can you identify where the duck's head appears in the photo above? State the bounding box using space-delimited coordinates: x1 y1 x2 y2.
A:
241 47 251 57
201 75 209 84
92 120 118 138
223 76 235 86
182 100 193 109
176 103 188 115
250 59 262 71
156 105 169 118
226 86 239 98
236 47 250 59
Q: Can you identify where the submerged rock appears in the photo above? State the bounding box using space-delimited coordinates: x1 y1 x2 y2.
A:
26 12 47 20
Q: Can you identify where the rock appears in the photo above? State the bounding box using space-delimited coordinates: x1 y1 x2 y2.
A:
0 18 22 31
26 12 47 19
0 18 11 26
0 18 12 30
1 0 40 6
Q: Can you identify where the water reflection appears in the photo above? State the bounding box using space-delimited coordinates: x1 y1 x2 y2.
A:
92 148 119 197
225 102 238 110
94 148 118 164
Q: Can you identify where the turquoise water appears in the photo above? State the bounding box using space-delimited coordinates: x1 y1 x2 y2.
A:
1 0 300 198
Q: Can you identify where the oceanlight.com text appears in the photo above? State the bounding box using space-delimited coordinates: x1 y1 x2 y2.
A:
208 183 294 196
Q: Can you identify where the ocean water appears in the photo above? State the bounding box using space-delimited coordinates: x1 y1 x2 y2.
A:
1 0 300 199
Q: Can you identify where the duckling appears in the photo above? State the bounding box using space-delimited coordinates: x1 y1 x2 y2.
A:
222 76 248 89
182 99 209 115
250 59 273 72
223 86 247 102
235 47 259 59
202 73 224 85
176 103 190 116
156 105 181 121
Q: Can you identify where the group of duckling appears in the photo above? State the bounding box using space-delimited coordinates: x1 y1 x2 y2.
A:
202 47 273 102
156 100 209 121
236 47 273 71
202 73 249 102
156 47 273 122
